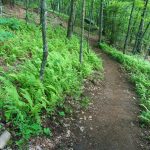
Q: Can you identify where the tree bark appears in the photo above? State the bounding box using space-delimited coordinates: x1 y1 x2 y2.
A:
0 0 2 16
98 0 103 44
40 0 48 81
67 0 76 39
141 22 150 39
132 0 149 54
87 0 94 52
144 46 150 59
123 0 135 54
79 0 86 63
129 9 140 44
25 0 29 24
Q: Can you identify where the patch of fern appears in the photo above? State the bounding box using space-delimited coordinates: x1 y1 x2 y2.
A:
0 18 103 146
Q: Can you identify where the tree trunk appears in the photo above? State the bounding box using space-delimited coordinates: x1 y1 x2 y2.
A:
67 0 76 39
129 9 140 44
79 0 86 63
123 0 135 54
40 0 48 81
40 0 43 24
132 0 149 54
110 13 116 45
10 0 15 8
0 0 2 16
98 0 103 44
87 0 94 52
141 22 150 39
25 0 29 24
144 46 150 59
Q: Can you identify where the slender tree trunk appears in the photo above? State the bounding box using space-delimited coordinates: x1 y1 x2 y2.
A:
144 46 150 59
10 0 15 8
0 0 2 16
141 22 150 39
40 0 48 80
129 9 140 44
40 0 43 24
110 13 116 45
123 0 135 54
67 0 76 39
87 0 94 52
25 0 29 24
57 0 60 12
79 0 86 63
99 0 103 44
38 0 41 15
133 0 149 54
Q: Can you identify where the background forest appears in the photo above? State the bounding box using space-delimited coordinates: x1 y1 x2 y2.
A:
0 0 150 149
2 0 149 54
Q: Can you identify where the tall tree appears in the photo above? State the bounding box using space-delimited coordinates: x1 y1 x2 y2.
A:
67 0 76 39
141 22 150 39
133 0 149 53
129 8 140 44
25 0 29 24
40 0 48 80
87 0 94 52
144 46 150 59
79 0 86 63
0 0 2 16
98 0 103 44
123 0 135 54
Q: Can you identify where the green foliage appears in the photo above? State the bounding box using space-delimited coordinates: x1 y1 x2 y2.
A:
80 97 90 109
0 18 102 146
100 43 150 125
0 31 14 42
0 18 21 30
43 128 52 136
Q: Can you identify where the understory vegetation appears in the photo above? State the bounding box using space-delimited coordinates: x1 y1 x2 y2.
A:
0 0 150 148
100 43 150 125
0 17 102 145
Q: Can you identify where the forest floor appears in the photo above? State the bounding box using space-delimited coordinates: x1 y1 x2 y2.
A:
2 6 150 150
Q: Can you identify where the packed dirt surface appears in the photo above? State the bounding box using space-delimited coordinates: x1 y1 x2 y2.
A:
72 41 142 150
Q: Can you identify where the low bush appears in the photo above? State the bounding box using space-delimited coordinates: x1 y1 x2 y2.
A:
0 31 14 42
0 18 21 30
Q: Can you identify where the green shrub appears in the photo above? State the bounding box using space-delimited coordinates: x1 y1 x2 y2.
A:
0 18 21 30
0 31 14 42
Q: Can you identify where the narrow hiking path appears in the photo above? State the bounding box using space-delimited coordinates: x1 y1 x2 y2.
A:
70 37 144 150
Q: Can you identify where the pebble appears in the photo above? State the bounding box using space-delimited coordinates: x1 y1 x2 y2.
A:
79 126 85 132
84 116 87 120
89 116 92 120
90 127 93 130
36 146 42 150
66 130 71 138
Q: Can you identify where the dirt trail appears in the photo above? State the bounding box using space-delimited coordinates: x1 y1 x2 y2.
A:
71 37 142 150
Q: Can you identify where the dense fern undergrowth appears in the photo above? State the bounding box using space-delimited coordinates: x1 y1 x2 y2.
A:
0 17 102 145
100 43 150 126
